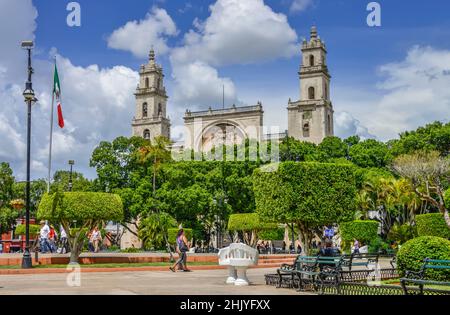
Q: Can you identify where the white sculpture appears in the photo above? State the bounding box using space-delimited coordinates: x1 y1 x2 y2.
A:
218 243 259 286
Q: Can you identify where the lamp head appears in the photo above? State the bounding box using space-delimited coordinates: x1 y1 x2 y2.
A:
21 41 34 49
23 88 36 103
69 160 75 166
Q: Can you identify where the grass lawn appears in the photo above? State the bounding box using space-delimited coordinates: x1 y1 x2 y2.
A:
382 279 450 291
0 261 218 270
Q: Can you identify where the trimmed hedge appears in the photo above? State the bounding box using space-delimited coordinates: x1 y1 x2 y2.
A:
340 220 379 243
397 236 450 281
168 228 193 244
15 224 40 236
416 214 450 239
254 162 357 228
259 227 285 241
38 192 123 222
227 213 276 232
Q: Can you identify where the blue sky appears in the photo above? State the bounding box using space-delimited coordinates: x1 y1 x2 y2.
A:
1 0 450 179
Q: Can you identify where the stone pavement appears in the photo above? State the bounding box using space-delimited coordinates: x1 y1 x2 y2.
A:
0 268 305 295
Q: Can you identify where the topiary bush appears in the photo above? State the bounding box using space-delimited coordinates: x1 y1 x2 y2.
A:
397 236 450 281
259 227 285 241
15 224 40 236
340 220 379 244
416 213 450 239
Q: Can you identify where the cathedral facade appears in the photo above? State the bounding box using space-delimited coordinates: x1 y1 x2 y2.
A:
131 27 334 150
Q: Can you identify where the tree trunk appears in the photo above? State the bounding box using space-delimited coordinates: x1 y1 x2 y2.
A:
297 222 311 256
69 234 84 264
443 208 450 229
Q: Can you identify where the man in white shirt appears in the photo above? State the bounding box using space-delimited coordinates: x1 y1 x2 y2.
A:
40 221 51 253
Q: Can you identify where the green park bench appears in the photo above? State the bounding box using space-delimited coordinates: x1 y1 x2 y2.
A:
276 256 318 289
342 253 380 271
401 258 450 295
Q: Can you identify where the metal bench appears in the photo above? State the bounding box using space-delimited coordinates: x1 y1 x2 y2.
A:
342 253 380 271
401 258 450 295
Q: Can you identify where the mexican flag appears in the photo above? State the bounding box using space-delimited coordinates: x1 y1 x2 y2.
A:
53 64 64 128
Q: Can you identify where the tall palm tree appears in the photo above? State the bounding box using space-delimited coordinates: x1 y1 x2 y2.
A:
138 136 173 258
139 136 172 196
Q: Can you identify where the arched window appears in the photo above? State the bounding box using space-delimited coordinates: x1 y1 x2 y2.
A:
158 103 162 116
142 103 148 118
157 78 161 89
309 55 315 66
303 122 310 138
324 84 328 100
143 129 150 140
308 87 315 100
145 78 149 88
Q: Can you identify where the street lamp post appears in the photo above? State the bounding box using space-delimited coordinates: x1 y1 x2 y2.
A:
21 40 37 269
68 160 75 191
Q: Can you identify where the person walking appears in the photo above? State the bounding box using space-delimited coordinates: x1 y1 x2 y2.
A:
39 221 51 253
170 229 191 272
58 225 68 254
48 225 58 253
353 239 361 256
90 227 102 253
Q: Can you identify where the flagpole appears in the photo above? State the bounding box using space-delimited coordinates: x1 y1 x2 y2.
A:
47 57 56 193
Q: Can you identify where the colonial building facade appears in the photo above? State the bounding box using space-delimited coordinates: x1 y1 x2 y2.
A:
288 26 334 144
132 49 171 141
131 26 334 150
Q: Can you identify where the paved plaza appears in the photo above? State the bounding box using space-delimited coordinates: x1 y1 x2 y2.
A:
0 268 303 295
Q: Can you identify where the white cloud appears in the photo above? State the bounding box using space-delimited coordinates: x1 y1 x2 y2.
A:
171 61 237 107
290 0 314 13
334 111 375 140
168 0 299 110
171 0 298 67
107 7 178 58
0 1 140 180
336 46 450 141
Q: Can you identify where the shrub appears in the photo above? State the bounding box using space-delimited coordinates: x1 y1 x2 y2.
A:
227 213 276 232
15 224 40 236
340 220 379 244
168 228 193 244
416 213 450 239
387 223 418 244
397 236 450 281
259 227 285 241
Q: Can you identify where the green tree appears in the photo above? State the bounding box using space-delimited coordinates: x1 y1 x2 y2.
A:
0 207 18 234
280 137 318 162
0 162 14 208
392 151 450 228
138 212 177 250
38 192 123 263
12 179 47 217
227 213 276 247
51 171 92 192
90 136 147 191
349 139 391 168
318 136 348 161
390 121 450 157
254 162 357 254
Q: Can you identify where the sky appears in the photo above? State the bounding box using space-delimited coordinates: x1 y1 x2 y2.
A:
1 0 450 180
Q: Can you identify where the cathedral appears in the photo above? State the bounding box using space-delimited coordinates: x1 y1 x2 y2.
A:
132 26 334 151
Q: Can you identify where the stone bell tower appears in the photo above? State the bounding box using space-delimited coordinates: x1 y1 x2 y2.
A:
288 26 334 144
132 49 171 141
